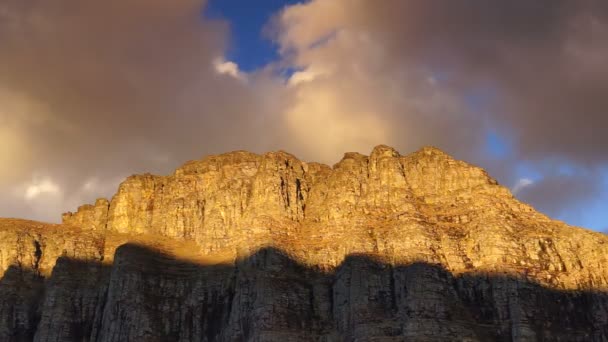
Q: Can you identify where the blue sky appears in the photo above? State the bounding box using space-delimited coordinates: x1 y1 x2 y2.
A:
482 130 608 231
206 0 300 71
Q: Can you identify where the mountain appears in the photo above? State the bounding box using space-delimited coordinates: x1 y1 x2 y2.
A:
1 145 607 341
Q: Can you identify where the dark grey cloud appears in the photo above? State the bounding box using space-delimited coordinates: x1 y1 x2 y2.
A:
518 173 602 220
268 0 608 163
271 0 608 227
325 1 608 164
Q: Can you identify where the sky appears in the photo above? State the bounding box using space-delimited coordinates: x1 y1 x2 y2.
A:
0 0 606 231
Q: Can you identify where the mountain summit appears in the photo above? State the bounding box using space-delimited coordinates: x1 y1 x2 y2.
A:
2 146 607 341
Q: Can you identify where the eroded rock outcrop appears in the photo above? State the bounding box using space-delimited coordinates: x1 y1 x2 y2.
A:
2 145 608 341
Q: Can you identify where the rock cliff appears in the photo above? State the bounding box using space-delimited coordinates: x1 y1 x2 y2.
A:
2 145 608 341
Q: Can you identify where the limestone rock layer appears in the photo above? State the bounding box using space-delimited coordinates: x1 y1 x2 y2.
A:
2 145 608 341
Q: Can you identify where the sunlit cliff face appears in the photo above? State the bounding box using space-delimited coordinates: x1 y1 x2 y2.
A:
0 0 607 227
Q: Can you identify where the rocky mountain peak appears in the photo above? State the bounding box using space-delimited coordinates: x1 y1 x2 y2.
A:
2 145 608 341
370 144 400 158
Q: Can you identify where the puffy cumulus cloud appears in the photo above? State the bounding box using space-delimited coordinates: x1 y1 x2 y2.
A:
267 0 608 226
23 177 61 201
4 174 126 221
0 0 288 220
3 175 64 221
271 0 608 165
213 58 246 81
270 1 482 162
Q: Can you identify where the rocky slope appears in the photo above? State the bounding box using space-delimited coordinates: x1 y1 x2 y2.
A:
1 145 608 341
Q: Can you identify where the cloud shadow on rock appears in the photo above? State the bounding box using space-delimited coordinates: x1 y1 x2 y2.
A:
1 245 607 341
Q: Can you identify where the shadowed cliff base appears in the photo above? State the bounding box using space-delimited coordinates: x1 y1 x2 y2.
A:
1 245 607 342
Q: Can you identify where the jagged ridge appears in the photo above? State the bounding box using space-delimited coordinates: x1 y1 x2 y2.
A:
2 145 608 341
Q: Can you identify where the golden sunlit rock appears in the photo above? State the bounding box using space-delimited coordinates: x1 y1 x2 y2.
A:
1 146 607 341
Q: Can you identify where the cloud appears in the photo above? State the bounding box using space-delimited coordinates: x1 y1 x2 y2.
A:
517 172 602 220
0 0 288 220
23 177 61 200
512 178 535 195
213 58 246 81
3 175 64 221
268 0 608 227
1 0 607 226
269 2 482 162
287 69 326 86
271 0 608 164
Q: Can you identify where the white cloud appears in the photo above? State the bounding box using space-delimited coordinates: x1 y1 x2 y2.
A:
288 68 326 86
23 177 61 200
512 178 534 195
213 58 246 81
267 1 477 163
